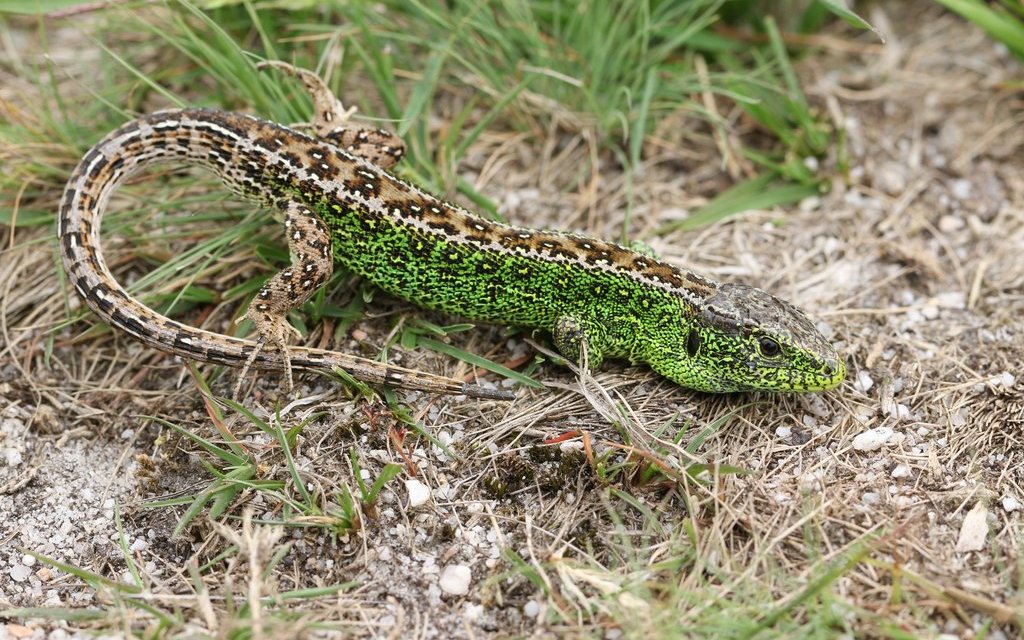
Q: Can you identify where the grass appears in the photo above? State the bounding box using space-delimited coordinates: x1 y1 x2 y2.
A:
1 0 871 391
5 1 1020 638
934 0 1024 61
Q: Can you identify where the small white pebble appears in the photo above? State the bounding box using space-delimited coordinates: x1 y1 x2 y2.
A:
129 538 148 553
378 547 392 561
861 492 881 505
775 426 792 439
935 291 965 309
4 448 23 467
989 372 1015 388
21 554 36 567
405 479 431 508
439 564 472 596
938 214 964 233
433 483 454 501
852 427 894 452
894 495 915 509
523 600 540 617
854 371 874 393
874 161 907 195
9 564 32 582
949 179 972 200
1002 496 1020 513
891 464 911 479
798 195 820 212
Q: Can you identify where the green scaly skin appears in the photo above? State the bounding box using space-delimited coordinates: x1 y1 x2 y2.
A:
317 198 844 392
59 67 845 396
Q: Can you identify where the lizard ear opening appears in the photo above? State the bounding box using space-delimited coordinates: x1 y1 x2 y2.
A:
686 328 701 358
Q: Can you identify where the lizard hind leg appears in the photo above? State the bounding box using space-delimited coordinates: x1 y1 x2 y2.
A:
237 200 334 397
553 315 605 372
256 60 406 169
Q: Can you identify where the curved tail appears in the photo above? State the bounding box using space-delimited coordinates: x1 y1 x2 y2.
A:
58 110 513 401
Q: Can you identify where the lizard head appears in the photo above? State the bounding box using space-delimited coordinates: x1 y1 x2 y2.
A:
648 283 845 393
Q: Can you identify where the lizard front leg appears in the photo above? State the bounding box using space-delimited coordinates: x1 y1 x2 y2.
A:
238 200 333 396
552 315 607 371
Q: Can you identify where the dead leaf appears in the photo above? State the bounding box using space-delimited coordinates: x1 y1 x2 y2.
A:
955 501 989 553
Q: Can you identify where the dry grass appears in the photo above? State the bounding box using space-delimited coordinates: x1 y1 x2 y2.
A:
1 3 1022 638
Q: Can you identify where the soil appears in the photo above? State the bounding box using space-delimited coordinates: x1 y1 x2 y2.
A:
1 2 1022 638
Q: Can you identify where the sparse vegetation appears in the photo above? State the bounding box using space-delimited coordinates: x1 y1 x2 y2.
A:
1 1 1021 638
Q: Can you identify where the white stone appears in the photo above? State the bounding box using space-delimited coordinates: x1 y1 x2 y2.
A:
523 600 540 617
852 427 894 452
406 479 431 507
989 372 1015 388
3 448 22 466
950 179 972 200
439 564 472 596
854 371 874 392
938 215 964 233
874 161 907 195
1001 496 1020 513
891 464 911 479
935 292 965 309
433 483 455 501
21 554 35 567
9 564 32 582
775 426 792 438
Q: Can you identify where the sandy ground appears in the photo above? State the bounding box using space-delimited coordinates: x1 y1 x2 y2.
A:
1 3 1022 638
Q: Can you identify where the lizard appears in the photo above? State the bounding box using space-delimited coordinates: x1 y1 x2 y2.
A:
58 62 845 399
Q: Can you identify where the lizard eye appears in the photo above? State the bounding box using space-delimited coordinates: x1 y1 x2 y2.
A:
757 336 781 358
686 328 701 357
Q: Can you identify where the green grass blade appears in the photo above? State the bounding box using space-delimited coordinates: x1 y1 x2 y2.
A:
20 550 143 594
415 336 542 388
144 415 248 467
934 0 1024 60
657 174 818 234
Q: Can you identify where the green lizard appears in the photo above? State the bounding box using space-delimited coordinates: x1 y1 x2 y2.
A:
58 62 845 397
